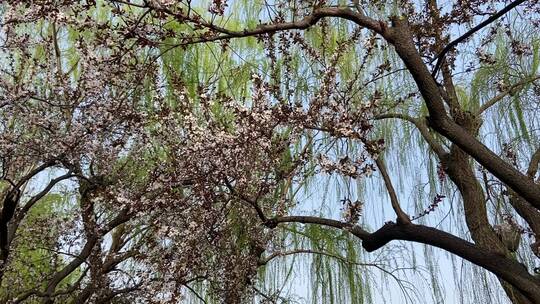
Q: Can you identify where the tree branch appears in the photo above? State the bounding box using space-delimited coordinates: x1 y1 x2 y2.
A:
19 172 75 217
42 210 131 301
266 214 540 302
363 222 540 302
505 148 540 240
374 113 448 158
374 158 411 224
182 283 208 304
431 0 528 76
476 75 540 115
158 7 382 53
14 160 57 189
527 148 540 179
266 215 370 239
225 180 267 223
13 268 89 304
259 248 378 267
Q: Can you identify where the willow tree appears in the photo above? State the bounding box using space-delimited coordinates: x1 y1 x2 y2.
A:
0 0 539 303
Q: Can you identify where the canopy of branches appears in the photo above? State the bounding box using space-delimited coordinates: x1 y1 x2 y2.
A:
0 0 540 303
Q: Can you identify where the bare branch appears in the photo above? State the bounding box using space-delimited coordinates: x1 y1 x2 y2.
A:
477 75 540 115
259 248 380 266
158 7 383 56
182 284 208 304
14 161 56 189
42 211 131 300
19 172 75 216
375 158 411 225
266 215 370 239
431 0 528 76
374 113 448 158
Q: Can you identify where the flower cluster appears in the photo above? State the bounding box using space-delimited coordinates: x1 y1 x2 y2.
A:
411 194 445 221
341 198 364 224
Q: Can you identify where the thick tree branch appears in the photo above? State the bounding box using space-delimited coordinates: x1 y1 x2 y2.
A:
266 215 370 239
267 214 540 302
361 222 539 302
0 189 19 263
527 148 540 179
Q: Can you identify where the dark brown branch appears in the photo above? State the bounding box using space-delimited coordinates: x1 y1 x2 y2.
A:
42 210 131 301
158 7 382 55
266 215 370 239
527 148 540 179
505 148 540 240
19 172 75 216
362 222 540 302
14 161 56 189
103 250 137 271
0 189 19 262
1 162 59 264
508 191 540 237
43 236 99 301
182 284 208 304
431 0 528 76
375 158 411 225
267 214 540 302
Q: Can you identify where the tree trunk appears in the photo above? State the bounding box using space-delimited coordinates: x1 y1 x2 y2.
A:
443 113 532 304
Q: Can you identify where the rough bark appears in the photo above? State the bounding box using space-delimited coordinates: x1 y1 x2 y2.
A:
444 142 532 304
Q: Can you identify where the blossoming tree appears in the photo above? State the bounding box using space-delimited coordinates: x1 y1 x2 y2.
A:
1 0 540 303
